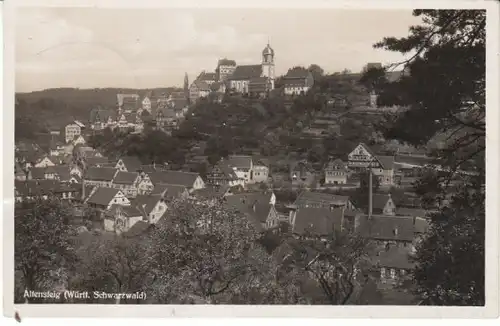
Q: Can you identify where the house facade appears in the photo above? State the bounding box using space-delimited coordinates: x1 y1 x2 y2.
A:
252 161 269 183
111 171 141 198
282 69 314 95
227 155 254 184
324 159 348 185
104 205 145 234
65 122 83 143
85 187 131 210
216 58 237 81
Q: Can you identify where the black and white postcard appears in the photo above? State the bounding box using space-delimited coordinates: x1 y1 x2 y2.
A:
2 0 499 320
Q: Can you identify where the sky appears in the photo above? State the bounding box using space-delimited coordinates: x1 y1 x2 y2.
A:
15 7 421 92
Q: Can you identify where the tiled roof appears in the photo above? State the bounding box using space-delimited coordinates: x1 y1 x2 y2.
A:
356 143 377 158
372 193 392 211
396 207 427 218
152 183 187 199
224 193 274 231
85 167 118 182
15 180 76 197
229 65 262 80
283 79 308 87
29 167 46 179
197 72 217 81
292 207 344 236
284 68 310 79
132 194 163 215
148 171 200 188
191 185 230 200
356 214 416 242
372 245 415 270
375 155 395 170
294 191 350 208
117 156 142 172
86 187 121 206
325 159 348 171
218 58 236 66
112 171 139 185
227 155 252 170
192 80 210 91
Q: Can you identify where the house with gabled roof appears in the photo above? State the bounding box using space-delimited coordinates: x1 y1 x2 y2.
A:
348 143 378 169
15 180 78 203
289 207 345 239
34 155 56 168
85 187 130 210
290 160 316 187
224 192 278 232
324 158 348 185
252 159 270 184
151 184 189 201
226 155 254 184
292 191 356 211
104 204 145 234
372 155 395 186
83 167 119 188
111 171 141 198
115 156 142 173
282 68 314 96
147 171 205 192
132 194 168 224
189 80 211 104
206 161 245 187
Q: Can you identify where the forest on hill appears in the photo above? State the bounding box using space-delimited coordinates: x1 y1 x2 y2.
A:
14 87 182 140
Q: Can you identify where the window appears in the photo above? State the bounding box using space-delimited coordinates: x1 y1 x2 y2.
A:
380 268 386 278
390 269 396 279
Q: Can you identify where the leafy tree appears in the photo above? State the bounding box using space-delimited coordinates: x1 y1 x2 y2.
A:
358 67 389 93
15 197 77 303
308 64 325 82
146 198 278 304
70 234 152 304
413 178 484 305
278 232 375 304
372 9 485 305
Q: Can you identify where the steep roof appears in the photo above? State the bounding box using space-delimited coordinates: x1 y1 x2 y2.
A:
230 65 262 80
224 193 274 231
15 180 76 197
325 159 348 171
29 167 46 179
284 68 310 79
372 193 392 211
85 167 117 182
396 207 427 218
192 80 210 91
85 156 110 167
117 156 142 172
293 191 351 208
375 155 395 170
355 142 377 157
356 215 416 242
152 183 187 199
197 71 217 81
292 207 344 236
113 171 139 185
132 194 163 216
227 155 252 170
191 185 230 201
108 204 144 218
372 245 415 270
86 187 121 206
148 171 200 188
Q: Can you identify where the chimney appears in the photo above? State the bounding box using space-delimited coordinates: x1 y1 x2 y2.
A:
368 168 373 219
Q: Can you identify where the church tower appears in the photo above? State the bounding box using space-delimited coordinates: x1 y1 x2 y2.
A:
261 42 275 89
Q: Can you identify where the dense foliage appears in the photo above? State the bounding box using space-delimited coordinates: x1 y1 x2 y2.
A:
364 9 486 305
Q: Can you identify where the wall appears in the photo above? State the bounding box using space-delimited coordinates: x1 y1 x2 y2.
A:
253 165 269 183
